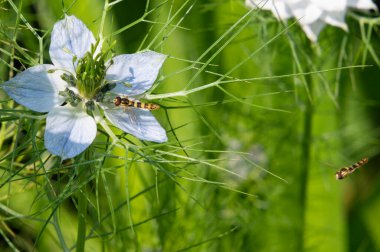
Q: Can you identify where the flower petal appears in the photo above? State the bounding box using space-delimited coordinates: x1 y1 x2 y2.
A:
44 105 97 159
348 0 377 9
322 11 348 31
312 0 346 12
269 1 294 20
300 20 326 42
104 107 167 143
105 51 167 96
49 15 96 74
294 4 323 24
246 0 293 20
2 64 67 112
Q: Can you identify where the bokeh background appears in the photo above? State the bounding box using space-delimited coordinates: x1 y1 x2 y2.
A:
1 0 380 251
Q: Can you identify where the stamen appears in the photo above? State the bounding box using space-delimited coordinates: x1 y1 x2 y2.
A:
75 45 107 99
60 73 76 86
59 88 82 107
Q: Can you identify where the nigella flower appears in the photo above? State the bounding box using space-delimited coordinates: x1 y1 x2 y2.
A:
246 0 377 42
2 15 168 159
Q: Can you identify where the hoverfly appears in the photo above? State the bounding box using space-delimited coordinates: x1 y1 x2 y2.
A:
335 157 368 180
113 96 160 111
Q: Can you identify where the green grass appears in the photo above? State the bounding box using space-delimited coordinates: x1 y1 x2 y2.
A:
1 0 380 251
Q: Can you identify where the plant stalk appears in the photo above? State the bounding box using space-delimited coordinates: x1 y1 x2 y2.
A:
76 151 90 252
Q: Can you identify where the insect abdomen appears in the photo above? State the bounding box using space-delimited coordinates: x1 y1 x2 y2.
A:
113 96 160 110
335 157 368 180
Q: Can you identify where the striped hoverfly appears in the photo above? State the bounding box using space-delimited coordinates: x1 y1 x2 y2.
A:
113 96 160 111
335 157 368 180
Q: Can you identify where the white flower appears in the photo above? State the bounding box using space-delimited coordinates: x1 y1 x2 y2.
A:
2 15 168 159
246 0 377 41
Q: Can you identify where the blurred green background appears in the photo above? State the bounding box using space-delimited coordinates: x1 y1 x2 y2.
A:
1 0 380 251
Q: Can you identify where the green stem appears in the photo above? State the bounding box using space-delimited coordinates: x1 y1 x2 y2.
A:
44 181 69 251
287 34 315 251
52 205 70 252
76 152 90 252
99 0 109 39
299 73 313 252
76 187 87 252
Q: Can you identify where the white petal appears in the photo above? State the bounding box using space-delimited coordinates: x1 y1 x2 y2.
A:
270 1 294 20
322 11 348 31
49 15 96 74
105 51 167 96
2 65 67 112
348 0 377 9
104 107 167 143
311 0 346 11
248 0 293 20
295 4 323 24
300 21 326 42
44 105 97 159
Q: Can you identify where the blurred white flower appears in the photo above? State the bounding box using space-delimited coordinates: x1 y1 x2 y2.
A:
246 0 377 41
2 15 167 159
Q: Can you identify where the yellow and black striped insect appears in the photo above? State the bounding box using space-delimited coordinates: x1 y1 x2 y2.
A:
335 157 368 180
113 96 160 111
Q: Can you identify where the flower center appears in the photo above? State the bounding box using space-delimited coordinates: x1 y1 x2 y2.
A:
75 43 106 99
